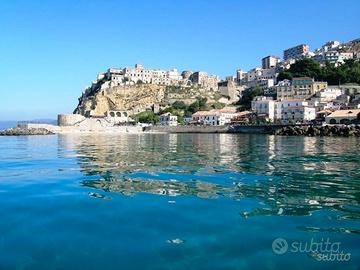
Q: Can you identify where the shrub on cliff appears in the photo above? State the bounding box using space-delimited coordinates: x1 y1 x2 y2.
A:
135 111 159 124
172 101 187 110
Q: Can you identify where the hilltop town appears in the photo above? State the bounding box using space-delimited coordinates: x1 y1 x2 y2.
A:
70 38 360 129
3 38 360 136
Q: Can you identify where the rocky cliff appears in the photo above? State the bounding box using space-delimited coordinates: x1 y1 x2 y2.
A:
74 83 219 117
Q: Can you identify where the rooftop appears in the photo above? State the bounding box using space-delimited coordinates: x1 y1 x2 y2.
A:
327 109 360 118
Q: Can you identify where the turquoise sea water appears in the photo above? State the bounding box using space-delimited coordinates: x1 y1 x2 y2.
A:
0 134 359 270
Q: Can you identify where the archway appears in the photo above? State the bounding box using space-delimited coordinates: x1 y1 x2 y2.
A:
340 119 350 125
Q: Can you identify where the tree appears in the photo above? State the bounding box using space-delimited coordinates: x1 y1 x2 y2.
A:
252 86 263 98
187 100 200 113
277 58 360 85
172 101 187 110
136 79 143 85
136 111 159 124
277 71 293 81
196 96 208 109
210 102 225 109
237 86 264 109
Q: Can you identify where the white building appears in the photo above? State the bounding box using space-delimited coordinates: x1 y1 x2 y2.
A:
159 113 178 126
274 100 309 120
236 69 247 84
281 106 316 123
313 87 343 103
191 108 239 126
192 111 225 126
217 108 241 124
251 96 276 121
314 51 353 66
105 64 182 86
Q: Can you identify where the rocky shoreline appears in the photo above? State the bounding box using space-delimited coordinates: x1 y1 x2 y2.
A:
274 125 360 137
0 127 54 136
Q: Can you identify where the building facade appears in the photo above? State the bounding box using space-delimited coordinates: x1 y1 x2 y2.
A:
191 108 239 126
284 44 310 61
276 77 328 100
159 113 178 126
281 106 316 123
251 96 275 121
325 109 360 124
262 55 280 69
190 72 219 91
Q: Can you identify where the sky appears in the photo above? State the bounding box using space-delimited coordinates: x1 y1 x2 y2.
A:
0 0 359 120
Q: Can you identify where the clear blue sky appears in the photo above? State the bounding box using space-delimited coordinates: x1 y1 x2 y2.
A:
0 0 359 120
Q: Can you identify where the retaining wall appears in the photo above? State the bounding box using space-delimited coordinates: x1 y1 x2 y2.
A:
58 114 86 126
145 125 229 133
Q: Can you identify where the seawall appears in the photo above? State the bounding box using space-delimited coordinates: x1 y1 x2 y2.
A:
145 125 229 133
145 124 289 134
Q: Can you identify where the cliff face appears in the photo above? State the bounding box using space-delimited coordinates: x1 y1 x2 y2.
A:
74 83 218 117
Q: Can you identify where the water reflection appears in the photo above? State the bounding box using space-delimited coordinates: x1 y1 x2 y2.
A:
58 134 360 222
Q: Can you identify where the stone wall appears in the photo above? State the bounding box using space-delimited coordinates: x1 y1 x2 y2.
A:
58 114 86 126
146 125 229 133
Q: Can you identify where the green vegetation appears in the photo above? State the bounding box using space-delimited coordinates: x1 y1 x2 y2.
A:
122 77 130 83
278 58 360 85
171 101 187 110
187 97 208 114
213 92 222 101
135 111 159 124
136 96 228 124
136 79 143 85
209 101 225 110
237 86 264 109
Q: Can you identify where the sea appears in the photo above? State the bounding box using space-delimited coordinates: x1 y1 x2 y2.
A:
0 121 17 130
0 133 359 269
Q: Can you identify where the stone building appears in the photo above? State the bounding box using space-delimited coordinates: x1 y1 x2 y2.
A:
105 111 130 124
189 71 219 91
218 80 241 103
325 109 360 124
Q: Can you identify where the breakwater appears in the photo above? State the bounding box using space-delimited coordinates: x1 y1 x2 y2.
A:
146 124 291 134
0 127 54 136
146 124 360 137
274 125 360 137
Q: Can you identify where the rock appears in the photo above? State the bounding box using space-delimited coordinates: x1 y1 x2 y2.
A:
0 127 54 136
74 83 218 117
274 125 360 137
166 238 185 244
